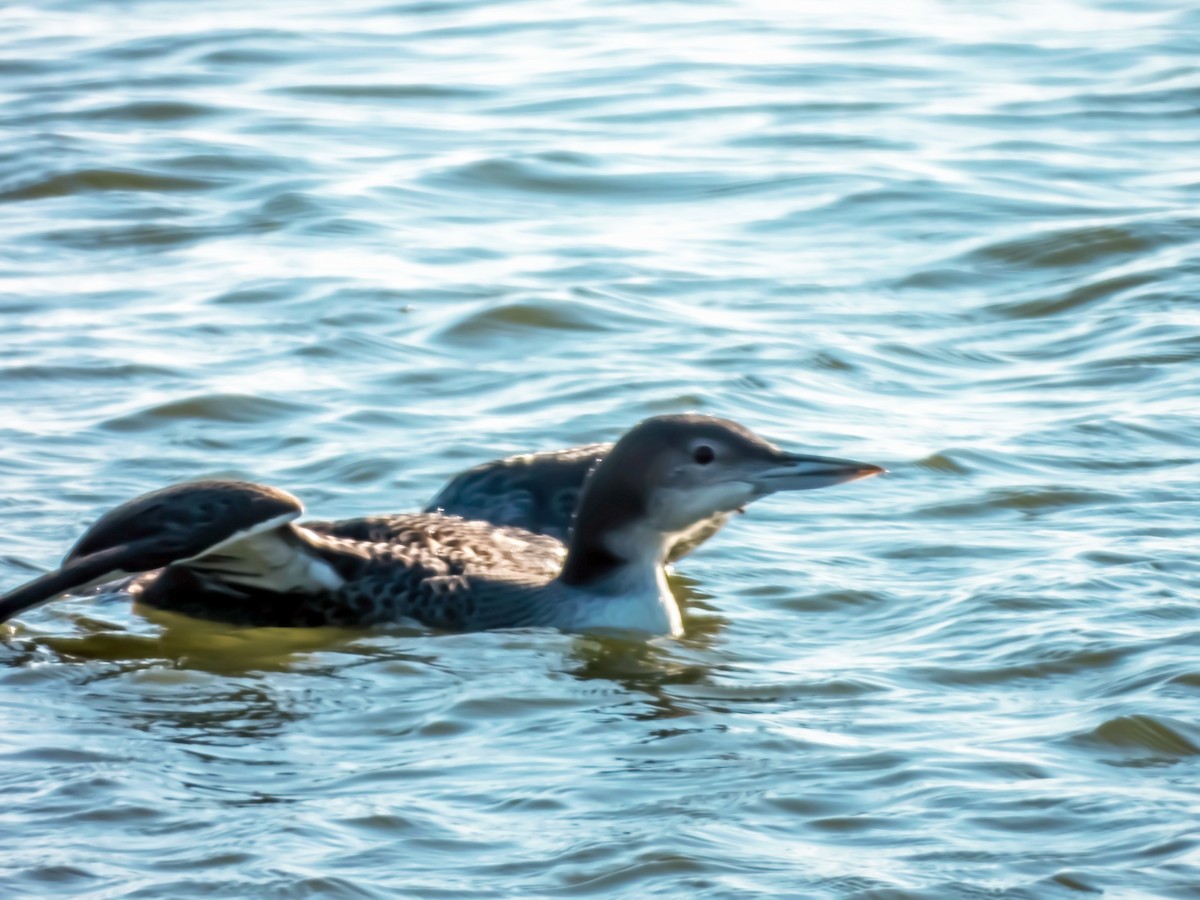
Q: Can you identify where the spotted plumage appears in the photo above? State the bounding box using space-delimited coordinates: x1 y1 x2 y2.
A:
134 515 567 629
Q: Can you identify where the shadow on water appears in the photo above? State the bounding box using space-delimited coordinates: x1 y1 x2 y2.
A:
3 596 428 677
3 570 726 683
561 574 730 723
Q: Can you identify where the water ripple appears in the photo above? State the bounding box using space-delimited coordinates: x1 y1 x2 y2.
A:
1 0 1198 896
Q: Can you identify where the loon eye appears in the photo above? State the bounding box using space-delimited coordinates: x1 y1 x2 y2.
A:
693 444 715 465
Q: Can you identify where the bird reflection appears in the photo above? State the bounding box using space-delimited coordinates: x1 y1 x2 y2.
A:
563 572 730 724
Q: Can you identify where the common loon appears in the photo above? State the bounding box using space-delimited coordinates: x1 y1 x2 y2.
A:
0 415 882 636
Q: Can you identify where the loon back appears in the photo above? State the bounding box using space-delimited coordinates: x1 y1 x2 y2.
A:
423 443 608 543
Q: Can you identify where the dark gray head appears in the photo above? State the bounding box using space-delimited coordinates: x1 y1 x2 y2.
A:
559 414 882 586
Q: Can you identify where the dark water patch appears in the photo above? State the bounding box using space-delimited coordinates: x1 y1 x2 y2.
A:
1004 84 1200 117
877 339 1007 371
877 543 1025 560
95 28 301 62
249 190 330 229
425 155 738 202
162 152 300 175
914 645 1130 687
1078 550 1147 567
0 169 218 202
490 92 655 118
488 381 652 417
887 267 987 292
787 184 1101 233
434 296 659 347
334 408 418 431
0 362 181 382
16 72 222 101
102 394 317 432
14 864 105 891
586 99 900 127
379 0 482 14
733 61 933 86
0 59 58 76
774 588 887 612
277 83 493 101
960 221 1195 273
730 130 917 151
283 454 399 486
929 487 1121 518
74 803 164 823
198 46 298 66
914 453 972 475
808 814 902 835
146 850 257 872
39 222 232 250
551 850 730 894
294 332 424 361
209 283 297 305
1046 870 1106 894
1073 714 1200 762
2 745 121 764
669 676 887 704
987 271 1161 319
74 101 223 123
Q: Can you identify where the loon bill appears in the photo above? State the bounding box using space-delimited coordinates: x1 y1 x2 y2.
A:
0 414 883 637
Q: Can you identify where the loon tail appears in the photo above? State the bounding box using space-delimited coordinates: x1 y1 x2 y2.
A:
0 480 305 625
0 544 147 623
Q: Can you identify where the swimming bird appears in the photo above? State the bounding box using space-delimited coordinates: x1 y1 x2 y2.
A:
0 415 882 636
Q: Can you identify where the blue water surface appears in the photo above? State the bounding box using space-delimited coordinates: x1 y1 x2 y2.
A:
1 0 1198 896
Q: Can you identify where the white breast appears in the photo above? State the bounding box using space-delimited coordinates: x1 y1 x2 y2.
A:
560 567 682 637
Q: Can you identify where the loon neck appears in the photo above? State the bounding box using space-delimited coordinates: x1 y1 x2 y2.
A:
559 521 672 592
558 458 670 589
557 518 681 636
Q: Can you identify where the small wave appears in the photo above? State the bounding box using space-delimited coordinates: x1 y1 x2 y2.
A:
282 453 399 486
960 220 1194 272
986 271 1160 320
277 83 492 101
916 646 1128 687
75 101 221 123
40 222 230 250
424 155 729 202
0 362 180 382
0 169 216 202
102 394 316 432
161 153 299 175
913 453 972 475
1075 714 1200 760
433 297 659 348
914 486 1120 520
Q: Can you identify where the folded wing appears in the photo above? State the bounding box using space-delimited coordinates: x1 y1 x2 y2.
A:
0 481 339 624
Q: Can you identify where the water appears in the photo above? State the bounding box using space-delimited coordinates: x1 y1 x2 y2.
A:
1 0 1198 895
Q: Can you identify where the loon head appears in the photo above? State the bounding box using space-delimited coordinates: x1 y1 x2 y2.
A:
559 414 883 588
